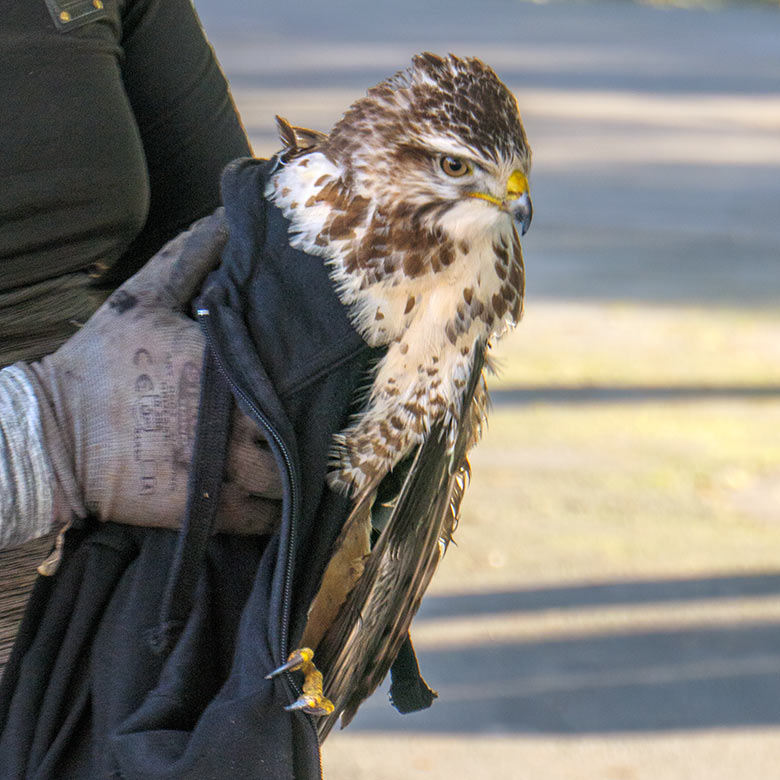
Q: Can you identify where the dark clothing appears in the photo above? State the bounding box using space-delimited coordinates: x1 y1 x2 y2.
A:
0 0 250 676
0 159 379 779
0 0 249 294
200 159 381 648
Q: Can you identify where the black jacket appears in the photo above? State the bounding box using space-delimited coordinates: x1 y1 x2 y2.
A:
0 158 380 779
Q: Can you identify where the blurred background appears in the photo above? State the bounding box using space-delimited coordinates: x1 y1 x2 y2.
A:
195 1 780 776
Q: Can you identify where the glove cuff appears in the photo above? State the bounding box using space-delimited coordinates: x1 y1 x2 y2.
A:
22 360 87 525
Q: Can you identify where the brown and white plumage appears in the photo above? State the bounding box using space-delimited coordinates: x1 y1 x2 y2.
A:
265 53 532 731
268 52 530 495
314 346 489 738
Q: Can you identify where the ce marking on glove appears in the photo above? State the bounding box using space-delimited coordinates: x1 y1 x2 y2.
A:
132 348 165 495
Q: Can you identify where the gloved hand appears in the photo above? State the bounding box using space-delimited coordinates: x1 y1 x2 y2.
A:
28 210 282 535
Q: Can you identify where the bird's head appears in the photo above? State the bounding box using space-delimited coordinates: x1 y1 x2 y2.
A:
324 53 532 242
270 54 531 338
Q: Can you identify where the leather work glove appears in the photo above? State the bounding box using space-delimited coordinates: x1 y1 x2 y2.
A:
28 210 282 536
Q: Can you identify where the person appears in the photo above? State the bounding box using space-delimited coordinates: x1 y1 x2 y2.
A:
0 0 275 675
0 12 436 774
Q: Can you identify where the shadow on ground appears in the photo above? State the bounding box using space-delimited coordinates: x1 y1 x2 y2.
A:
347 573 780 735
418 573 780 618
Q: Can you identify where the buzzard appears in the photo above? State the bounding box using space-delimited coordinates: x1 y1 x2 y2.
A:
266 53 532 737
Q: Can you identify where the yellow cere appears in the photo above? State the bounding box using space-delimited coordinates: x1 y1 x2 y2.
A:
506 169 528 199
468 170 529 208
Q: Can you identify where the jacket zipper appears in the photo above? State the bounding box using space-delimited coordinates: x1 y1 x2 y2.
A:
197 307 324 778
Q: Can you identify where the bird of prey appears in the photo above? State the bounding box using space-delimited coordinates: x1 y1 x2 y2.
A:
266 53 532 737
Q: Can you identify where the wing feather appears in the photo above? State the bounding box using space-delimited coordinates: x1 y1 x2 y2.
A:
315 344 489 739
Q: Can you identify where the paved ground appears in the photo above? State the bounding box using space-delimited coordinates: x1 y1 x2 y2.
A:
194 1 780 776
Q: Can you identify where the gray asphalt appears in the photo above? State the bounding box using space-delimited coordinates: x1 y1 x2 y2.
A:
354 573 780 735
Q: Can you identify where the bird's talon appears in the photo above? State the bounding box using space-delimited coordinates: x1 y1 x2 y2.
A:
267 647 335 716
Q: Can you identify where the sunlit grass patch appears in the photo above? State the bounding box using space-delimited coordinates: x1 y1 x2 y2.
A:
430 301 780 592
489 302 780 390
433 398 780 591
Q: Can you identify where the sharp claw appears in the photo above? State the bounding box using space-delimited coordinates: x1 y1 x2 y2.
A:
283 698 311 712
265 659 295 680
265 647 314 679
284 696 335 716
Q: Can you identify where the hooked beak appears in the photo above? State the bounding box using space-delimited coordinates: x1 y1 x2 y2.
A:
511 191 533 236
467 168 533 236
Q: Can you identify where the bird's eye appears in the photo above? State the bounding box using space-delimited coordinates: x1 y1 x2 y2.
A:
440 156 470 177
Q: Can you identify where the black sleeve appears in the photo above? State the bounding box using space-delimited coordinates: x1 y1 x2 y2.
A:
103 0 252 284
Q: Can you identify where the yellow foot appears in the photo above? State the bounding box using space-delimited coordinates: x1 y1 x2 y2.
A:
265 647 335 716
